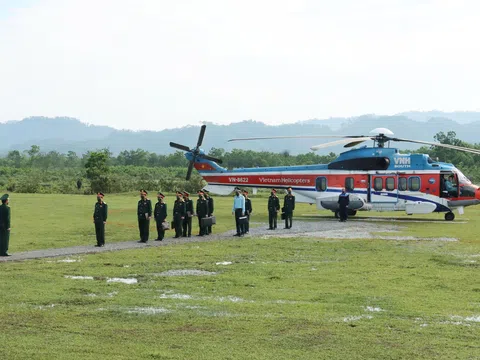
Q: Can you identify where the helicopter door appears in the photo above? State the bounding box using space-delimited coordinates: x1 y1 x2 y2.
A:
369 174 399 203
440 171 459 198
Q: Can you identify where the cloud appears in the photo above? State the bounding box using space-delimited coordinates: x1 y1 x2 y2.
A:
0 0 479 130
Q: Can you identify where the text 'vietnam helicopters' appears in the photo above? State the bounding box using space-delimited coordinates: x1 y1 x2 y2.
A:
170 125 480 221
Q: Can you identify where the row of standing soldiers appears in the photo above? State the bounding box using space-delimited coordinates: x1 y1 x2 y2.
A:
137 189 214 243
92 188 294 247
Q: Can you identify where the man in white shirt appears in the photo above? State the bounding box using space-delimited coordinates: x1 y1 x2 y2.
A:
231 188 246 236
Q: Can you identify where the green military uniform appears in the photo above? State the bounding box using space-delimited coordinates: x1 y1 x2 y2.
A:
154 193 167 241
0 194 11 256
196 192 209 236
182 192 194 237
173 196 186 238
93 195 108 246
138 192 152 243
268 190 280 230
204 190 214 235
283 191 295 229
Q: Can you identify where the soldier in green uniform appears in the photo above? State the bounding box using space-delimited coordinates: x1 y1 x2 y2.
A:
268 189 280 230
154 192 167 241
243 189 252 234
182 191 193 237
93 192 108 247
137 189 152 243
173 191 186 238
0 194 11 256
283 187 295 229
203 189 214 235
196 190 209 236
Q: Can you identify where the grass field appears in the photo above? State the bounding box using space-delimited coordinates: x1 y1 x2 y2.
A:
1 193 479 359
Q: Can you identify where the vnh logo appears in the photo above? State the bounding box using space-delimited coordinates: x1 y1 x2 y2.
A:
393 157 411 167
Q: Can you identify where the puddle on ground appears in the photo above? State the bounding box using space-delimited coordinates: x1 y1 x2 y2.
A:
65 275 94 280
216 261 233 265
107 277 138 284
127 307 170 314
154 269 217 277
365 306 383 312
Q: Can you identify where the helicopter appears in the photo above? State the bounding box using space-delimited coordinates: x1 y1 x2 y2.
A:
170 125 480 221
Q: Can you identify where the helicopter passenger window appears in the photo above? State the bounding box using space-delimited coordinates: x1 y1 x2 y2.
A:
345 177 354 191
398 177 407 191
316 177 327 192
385 177 395 191
408 176 421 191
374 178 383 191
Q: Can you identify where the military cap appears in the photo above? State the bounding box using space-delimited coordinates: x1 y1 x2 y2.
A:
97 192 104 197
175 191 183 196
183 191 190 197
202 188 210 194
272 188 277 193
287 187 292 191
0 194 9 201
157 192 165 198
243 189 248 194
140 189 148 195
197 189 204 194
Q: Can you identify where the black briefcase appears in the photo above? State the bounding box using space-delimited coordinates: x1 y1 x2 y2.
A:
201 217 215 227
280 212 286 220
238 216 248 225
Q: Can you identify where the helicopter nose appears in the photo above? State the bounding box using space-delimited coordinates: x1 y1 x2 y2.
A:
476 187 480 201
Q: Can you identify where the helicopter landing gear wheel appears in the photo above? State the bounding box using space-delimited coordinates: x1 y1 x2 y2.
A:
445 212 455 221
334 210 340 219
347 210 357 217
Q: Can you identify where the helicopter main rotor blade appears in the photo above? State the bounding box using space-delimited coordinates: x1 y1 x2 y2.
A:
186 160 195 181
228 135 368 142
170 142 191 152
310 137 372 151
201 154 223 164
392 138 480 155
197 125 207 147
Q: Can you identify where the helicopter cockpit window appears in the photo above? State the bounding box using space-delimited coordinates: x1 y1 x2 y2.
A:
345 177 354 191
316 177 327 192
408 176 421 191
385 177 395 191
398 177 407 191
373 178 383 191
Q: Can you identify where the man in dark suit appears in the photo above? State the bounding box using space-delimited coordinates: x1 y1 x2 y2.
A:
182 191 193 237
0 194 11 256
196 190 209 236
93 192 108 247
243 189 252 234
338 188 350 222
137 189 152 243
203 189 214 235
267 189 280 230
283 187 295 229
154 192 167 241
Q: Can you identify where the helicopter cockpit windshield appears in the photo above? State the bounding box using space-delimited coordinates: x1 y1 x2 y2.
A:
454 168 472 185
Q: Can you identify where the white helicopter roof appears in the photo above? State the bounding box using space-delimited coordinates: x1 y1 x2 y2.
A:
370 127 394 136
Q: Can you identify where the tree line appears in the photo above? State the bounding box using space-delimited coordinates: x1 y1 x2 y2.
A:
0 131 479 194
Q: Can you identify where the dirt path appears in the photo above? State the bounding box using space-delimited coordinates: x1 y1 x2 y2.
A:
0 219 457 262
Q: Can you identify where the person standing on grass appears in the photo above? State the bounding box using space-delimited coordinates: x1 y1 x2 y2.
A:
182 191 193 237
338 188 350 222
267 189 280 230
243 189 252 234
137 189 152 243
173 191 186 238
154 192 167 241
0 194 11 256
203 189 214 235
232 188 246 236
93 192 108 247
283 187 295 229
196 190 209 236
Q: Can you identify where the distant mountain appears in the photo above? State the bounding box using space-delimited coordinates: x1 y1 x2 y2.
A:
2 113 480 156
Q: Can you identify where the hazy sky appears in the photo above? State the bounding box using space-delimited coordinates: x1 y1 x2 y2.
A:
1 0 479 130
